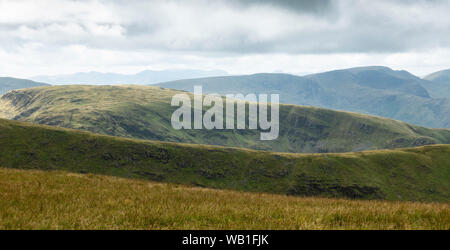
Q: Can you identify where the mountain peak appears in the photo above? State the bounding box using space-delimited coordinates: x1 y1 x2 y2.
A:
424 69 450 81
344 66 392 72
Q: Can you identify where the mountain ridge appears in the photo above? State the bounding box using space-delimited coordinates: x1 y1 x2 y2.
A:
1 85 449 154
0 117 449 202
158 66 450 128
0 77 50 95
422 69 450 98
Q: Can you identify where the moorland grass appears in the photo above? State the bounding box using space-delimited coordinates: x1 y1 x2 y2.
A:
0 168 448 230
0 118 449 202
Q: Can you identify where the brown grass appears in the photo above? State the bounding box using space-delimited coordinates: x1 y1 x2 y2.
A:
0 168 448 230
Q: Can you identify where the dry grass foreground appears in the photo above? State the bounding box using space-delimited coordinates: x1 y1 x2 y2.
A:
0 168 448 230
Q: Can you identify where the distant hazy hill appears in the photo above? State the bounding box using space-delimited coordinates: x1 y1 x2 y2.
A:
1 85 449 153
0 77 49 95
305 66 430 98
423 69 450 98
425 69 450 82
158 66 450 128
1 118 449 202
31 69 228 85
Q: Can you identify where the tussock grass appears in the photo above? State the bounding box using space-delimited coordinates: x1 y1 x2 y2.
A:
0 168 448 230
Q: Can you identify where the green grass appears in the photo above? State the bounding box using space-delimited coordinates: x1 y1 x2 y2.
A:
0 118 449 202
1 85 450 153
0 168 448 230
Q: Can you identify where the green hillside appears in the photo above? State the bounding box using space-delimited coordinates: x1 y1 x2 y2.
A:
1 85 450 153
0 77 50 95
158 66 450 128
0 118 449 202
1 168 448 229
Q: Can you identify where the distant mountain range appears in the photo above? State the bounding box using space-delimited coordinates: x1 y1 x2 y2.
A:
0 77 49 95
2 66 449 128
31 69 228 85
158 66 450 128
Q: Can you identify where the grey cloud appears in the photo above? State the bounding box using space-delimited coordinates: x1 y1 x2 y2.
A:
227 0 335 14
115 0 450 54
1 0 450 55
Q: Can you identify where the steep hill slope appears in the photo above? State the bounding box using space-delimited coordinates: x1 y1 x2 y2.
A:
158 66 450 128
423 69 450 98
0 77 50 95
0 118 449 202
1 168 448 229
1 85 450 153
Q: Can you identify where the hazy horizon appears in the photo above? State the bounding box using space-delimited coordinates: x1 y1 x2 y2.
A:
1 65 446 83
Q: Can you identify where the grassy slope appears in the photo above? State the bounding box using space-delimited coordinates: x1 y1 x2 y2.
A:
1 85 450 153
1 168 448 230
0 118 449 202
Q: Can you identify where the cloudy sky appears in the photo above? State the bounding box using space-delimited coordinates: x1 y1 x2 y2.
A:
1 0 449 78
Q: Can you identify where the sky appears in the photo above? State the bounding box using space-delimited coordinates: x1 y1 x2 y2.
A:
0 0 450 78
